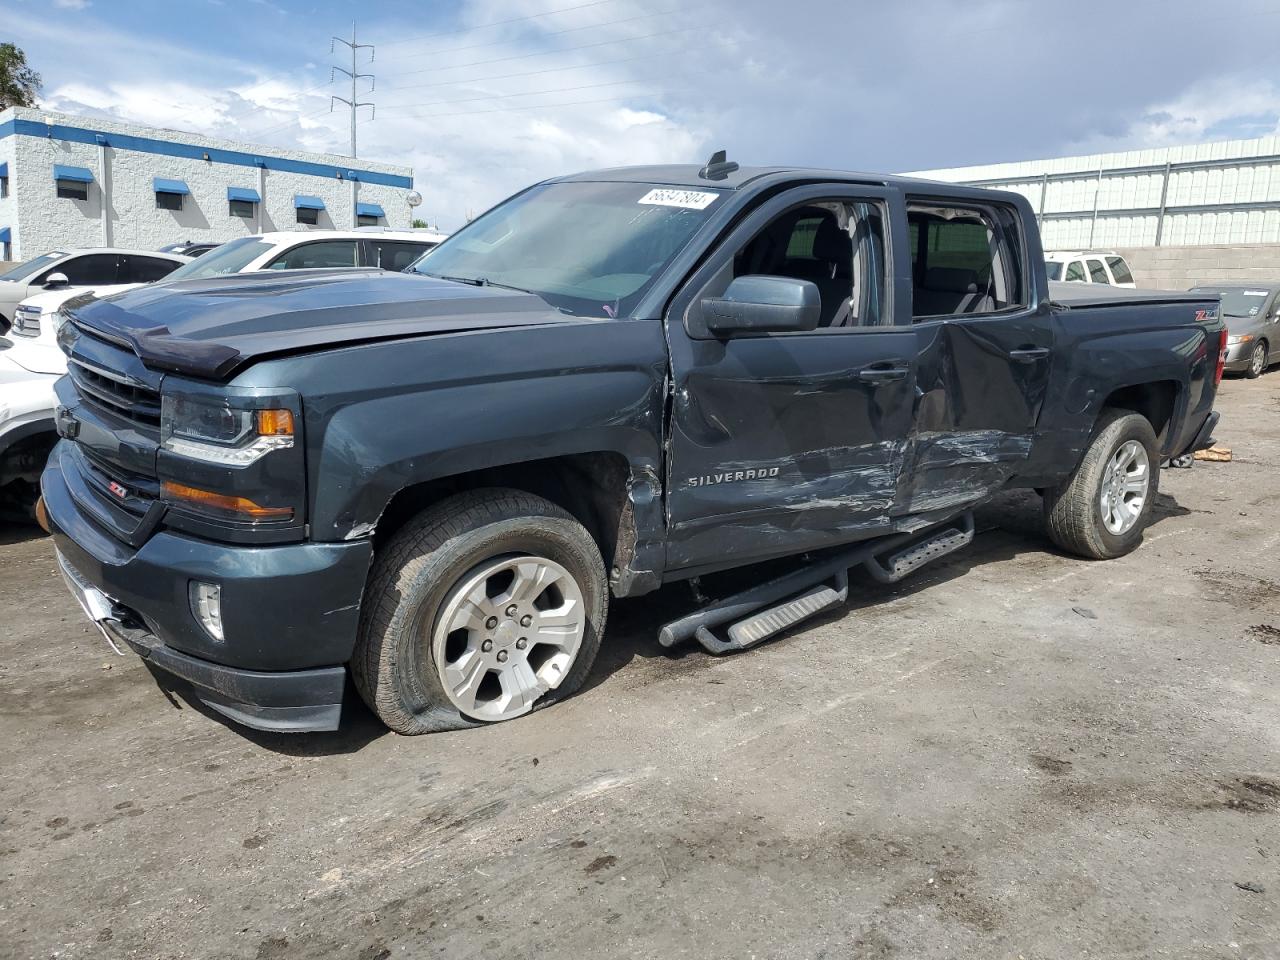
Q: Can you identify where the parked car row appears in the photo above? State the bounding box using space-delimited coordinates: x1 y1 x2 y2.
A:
1044 250 1136 287
0 228 446 518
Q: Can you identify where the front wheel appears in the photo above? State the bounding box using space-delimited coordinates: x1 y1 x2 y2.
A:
352 489 608 734
1246 340 1268 379
1043 410 1160 560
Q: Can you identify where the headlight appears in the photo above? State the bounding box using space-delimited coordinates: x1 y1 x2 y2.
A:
161 395 295 465
1228 334 1253 345
51 310 70 336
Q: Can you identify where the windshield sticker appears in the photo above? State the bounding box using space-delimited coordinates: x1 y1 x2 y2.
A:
638 189 719 210
1244 290 1269 297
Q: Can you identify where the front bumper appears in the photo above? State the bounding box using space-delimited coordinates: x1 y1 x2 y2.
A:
1223 340 1260 372
42 442 374 732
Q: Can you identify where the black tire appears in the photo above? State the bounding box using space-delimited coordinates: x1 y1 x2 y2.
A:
1043 409 1160 560
1246 340 1268 379
352 488 607 735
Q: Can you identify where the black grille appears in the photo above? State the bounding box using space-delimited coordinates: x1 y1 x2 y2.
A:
68 360 162 426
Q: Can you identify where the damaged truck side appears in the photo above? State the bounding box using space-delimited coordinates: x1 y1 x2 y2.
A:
42 162 1226 733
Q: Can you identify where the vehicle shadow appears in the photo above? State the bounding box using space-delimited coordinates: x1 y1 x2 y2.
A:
0 519 45 546
140 486 1193 753
583 486 1192 695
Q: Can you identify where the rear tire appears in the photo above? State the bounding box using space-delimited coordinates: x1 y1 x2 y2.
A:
352 488 607 735
1043 410 1160 560
1246 340 1268 379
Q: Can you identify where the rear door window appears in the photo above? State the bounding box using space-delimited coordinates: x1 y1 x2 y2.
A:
1087 259 1109 283
1106 256 1133 284
907 203 1026 319
1064 260 1087 282
368 240 435 271
266 240 360 270
120 255 182 283
53 254 120 285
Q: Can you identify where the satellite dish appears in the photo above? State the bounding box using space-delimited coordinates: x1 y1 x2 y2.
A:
406 190 423 207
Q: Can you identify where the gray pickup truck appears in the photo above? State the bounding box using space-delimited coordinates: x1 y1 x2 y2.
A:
41 155 1225 734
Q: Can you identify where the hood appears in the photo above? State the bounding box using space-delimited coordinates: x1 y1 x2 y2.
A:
1224 312 1270 336
62 269 574 380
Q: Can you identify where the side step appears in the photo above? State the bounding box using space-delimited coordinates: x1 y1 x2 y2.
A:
693 572 849 655
863 513 975 584
658 511 976 656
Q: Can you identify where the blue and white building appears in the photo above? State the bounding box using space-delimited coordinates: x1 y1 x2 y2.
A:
0 107 415 261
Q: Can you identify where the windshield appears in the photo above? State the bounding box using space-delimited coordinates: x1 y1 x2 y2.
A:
409 181 725 317
0 252 64 282
1044 261 1063 281
1190 287 1273 318
164 237 272 281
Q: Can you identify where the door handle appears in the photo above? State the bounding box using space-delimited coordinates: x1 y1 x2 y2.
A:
858 362 910 383
1008 345 1051 362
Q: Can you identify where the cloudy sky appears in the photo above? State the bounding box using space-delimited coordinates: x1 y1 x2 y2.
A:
5 0 1280 229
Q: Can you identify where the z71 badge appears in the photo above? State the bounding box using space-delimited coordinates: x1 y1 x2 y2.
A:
1195 307 1219 322
687 466 781 488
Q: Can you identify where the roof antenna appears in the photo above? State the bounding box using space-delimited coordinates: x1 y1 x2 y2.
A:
699 149 739 181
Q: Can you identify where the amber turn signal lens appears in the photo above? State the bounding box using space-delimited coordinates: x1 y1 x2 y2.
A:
256 409 295 436
162 481 293 520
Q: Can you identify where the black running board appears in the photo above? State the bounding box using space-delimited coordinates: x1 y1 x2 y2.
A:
658 511 975 655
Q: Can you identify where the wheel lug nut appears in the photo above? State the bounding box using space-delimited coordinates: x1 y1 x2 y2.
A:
481 640 493 652
520 614 533 628
516 637 527 650
485 617 498 630
505 604 518 617
497 650 509 663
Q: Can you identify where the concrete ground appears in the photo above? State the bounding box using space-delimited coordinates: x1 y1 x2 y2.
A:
2 378 1278 960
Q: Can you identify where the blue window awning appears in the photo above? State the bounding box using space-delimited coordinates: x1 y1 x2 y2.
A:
153 177 190 195
53 164 94 183
227 186 260 203
356 202 385 218
0 162 8 179
293 194 325 211
0 227 10 243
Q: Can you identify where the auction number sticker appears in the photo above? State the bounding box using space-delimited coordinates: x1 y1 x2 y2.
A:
638 188 720 210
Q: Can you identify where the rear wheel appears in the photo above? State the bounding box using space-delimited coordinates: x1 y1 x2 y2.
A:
1043 410 1160 560
1247 340 1268 379
353 489 607 734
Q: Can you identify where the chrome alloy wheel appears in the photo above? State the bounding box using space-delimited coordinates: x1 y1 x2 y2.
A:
1099 439 1150 535
431 555 586 722
1250 342 1267 377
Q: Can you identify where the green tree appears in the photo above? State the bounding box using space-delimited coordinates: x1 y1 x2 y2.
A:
0 43 41 110
411 218 428 229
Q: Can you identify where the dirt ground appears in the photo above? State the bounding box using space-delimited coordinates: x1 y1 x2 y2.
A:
2 376 1278 960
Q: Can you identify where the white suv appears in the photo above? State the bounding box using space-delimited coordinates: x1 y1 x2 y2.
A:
0 248 189 334
1044 251 1136 288
162 229 447 282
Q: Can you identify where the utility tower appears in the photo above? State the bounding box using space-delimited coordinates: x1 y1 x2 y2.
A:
331 22 374 158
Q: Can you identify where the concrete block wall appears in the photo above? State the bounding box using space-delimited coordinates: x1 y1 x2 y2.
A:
0 107 414 259
1112 243 1280 290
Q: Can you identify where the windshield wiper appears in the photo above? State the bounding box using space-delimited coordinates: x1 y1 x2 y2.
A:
421 272 534 295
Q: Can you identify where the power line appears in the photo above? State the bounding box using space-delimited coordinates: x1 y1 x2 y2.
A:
379 75 658 112
377 9 673 63
373 92 662 121
377 51 656 93
378 0 622 48
386 26 691 80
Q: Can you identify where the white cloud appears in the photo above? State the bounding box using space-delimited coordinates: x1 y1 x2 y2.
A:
51 0 89 8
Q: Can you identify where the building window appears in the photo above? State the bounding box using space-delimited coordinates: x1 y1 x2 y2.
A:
0 176 8 199
2 242 10 260
156 190 184 211
296 206 319 226
57 179 88 201
357 214 379 227
229 199 255 219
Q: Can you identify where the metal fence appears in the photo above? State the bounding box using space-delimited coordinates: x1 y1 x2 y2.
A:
929 152 1280 250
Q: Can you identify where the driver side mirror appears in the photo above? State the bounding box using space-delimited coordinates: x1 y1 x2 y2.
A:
702 275 821 337
43 272 70 289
